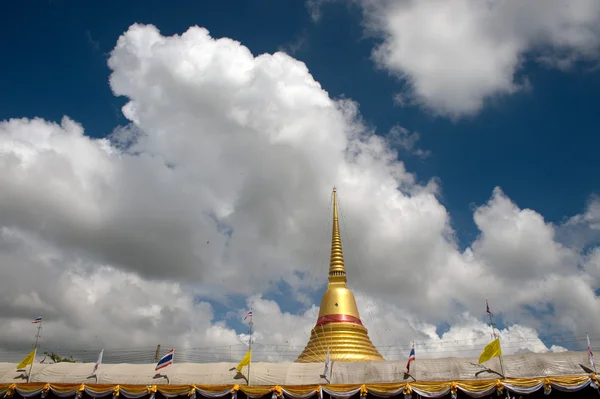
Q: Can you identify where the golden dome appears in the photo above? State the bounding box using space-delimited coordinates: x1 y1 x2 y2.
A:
295 188 384 363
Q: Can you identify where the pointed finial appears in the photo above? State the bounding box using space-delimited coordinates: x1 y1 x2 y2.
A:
329 187 347 283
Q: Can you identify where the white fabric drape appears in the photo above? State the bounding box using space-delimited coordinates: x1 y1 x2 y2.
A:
281 388 318 399
322 387 362 399
196 388 233 398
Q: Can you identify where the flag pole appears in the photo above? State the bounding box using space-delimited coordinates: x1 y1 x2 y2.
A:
247 312 253 386
28 315 42 383
167 348 173 385
486 301 506 375
487 301 509 399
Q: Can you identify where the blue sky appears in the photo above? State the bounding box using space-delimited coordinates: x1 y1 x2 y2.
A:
1 0 600 357
3 1 598 248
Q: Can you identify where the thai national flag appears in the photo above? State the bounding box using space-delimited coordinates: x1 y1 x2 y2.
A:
244 310 253 320
155 348 174 371
486 300 492 316
406 344 415 372
32 317 42 324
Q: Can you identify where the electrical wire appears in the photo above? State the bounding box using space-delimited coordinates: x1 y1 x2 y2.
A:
1 334 596 364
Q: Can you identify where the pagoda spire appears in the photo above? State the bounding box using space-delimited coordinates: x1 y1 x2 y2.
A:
329 187 347 283
296 187 384 363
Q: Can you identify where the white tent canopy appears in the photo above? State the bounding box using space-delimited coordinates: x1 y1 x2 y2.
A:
0 351 593 385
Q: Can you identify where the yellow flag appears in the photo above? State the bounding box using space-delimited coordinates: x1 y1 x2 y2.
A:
479 338 502 364
17 349 36 369
236 349 252 372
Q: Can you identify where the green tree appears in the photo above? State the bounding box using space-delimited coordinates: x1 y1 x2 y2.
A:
43 351 77 363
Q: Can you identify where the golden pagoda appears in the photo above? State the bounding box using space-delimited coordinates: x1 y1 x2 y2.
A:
296 188 384 363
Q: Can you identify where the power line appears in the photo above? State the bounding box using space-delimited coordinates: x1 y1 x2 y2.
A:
1 333 596 364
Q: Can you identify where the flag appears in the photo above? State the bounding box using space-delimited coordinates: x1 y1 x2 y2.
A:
479 338 502 364
93 349 104 375
236 349 252 372
155 348 174 371
17 349 36 369
323 349 331 378
588 333 595 368
486 300 492 316
406 344 415 372
32 317 42 324
244 310 253 320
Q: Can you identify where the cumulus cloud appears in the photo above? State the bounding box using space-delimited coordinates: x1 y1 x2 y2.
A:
0 24 598 363
0 227 239 352
345 0 600 117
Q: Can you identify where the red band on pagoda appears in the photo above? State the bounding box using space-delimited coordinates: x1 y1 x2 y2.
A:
315 314 363 327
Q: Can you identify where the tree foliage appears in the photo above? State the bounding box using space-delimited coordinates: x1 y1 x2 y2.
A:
43 351 77 363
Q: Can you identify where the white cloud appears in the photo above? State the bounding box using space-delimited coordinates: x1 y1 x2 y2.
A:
471 187 573 281
0 24 598 363
306 0 339 22
351 0 600 117
559 196 600 249
385 125 430 159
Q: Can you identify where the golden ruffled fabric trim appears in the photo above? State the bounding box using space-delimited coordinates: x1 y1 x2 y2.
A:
1 376 598 398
